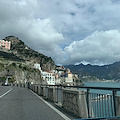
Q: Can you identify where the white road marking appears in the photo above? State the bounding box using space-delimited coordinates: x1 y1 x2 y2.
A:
30 90 71 120
0 88 12 98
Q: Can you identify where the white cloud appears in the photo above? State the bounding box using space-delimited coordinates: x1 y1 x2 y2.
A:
1 0 120 65
0 0 65 64
65 30 120 65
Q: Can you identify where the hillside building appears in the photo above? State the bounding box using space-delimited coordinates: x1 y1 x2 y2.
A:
34 63 42 72
65 73 73 83
41 71 55 85
0 40 11 50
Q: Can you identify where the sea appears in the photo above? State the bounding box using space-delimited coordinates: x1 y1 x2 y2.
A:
83 82 120 95
84 82 120 88
83 82 120 117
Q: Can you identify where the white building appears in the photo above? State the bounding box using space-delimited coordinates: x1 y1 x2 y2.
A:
41 71 55 85
34 63 42 72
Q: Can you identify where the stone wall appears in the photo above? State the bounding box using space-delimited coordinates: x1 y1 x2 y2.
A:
62 89 88 118
48 88 53 102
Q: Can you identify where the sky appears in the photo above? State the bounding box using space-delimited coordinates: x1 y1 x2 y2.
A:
0 0 120 66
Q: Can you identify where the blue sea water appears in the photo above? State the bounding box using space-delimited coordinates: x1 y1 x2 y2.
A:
84 82 120 88
83 82 120 95
83 82 120 117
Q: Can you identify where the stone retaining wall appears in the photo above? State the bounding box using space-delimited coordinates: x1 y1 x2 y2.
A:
48 88 53 102
62 89 88 118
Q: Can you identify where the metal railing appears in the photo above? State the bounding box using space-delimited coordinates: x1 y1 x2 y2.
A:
85 87 120 119
40 85 120 119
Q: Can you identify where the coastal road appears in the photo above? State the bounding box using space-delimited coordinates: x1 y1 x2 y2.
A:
0 86 71 120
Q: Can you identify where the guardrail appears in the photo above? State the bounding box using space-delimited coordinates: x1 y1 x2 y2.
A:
11 83 120 119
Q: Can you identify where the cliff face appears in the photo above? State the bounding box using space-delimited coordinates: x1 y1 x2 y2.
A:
0 60 41 84
4 36 56 71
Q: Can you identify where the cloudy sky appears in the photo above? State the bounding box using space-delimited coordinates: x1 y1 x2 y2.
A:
0 0 120 65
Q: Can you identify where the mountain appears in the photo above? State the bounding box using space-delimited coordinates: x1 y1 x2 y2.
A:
2 36 56 71
65 62 120 82
0 35 56 84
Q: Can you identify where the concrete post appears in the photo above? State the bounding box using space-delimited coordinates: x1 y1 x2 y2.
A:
53 87 58 103
34 85 37 93
116 96 120 116
41 86 43 96
113 91 117 116
38 85 41 95
43 86 48 99
57 87 63 106
78 90 88 118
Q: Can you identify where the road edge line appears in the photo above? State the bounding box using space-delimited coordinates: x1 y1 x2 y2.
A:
0 88 12 98
30 90 71 120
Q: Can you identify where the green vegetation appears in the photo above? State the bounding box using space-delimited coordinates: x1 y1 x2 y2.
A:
0 77 6 82
0 59 41 84
8 76 15 83
12 63 16 67
1 36 55 72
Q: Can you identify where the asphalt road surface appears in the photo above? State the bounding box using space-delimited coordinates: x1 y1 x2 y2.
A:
0 86 71 120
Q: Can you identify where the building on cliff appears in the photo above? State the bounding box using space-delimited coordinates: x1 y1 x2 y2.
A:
34 63 55 85
34 63 76 85
34 63 42 72
0 40 11 50
41 71 55 85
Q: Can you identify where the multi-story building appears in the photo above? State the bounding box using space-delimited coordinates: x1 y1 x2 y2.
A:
46 71 55 85
0 40 11 50
41 71 55 85
34 64 74 85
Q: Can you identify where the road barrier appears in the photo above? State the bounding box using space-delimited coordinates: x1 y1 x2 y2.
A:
12 83 120 119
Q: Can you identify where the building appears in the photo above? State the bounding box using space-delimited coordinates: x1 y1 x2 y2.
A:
65 73 73 83
0 40 11 50
34 63 42 72
34 64 55 85
46 71 55 85
41 71 55 85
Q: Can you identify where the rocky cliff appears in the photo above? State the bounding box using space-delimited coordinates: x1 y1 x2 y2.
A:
3 36 56 71
0 35 57 84
0 58 41 84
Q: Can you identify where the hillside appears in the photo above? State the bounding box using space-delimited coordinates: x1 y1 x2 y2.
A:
0 51 24 61
0 58 41 84
3 36 56 71
0 35 57 84
65 62 120 82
